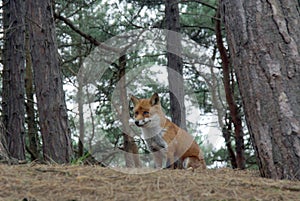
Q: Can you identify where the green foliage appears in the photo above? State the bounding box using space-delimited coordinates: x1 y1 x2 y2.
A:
184 65 212 113
71 151 91 165
181 0 217 48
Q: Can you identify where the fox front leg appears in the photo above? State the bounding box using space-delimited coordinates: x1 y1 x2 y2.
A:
152 151 164 168
165 149 175 169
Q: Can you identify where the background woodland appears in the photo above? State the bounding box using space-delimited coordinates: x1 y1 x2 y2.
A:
1 0 300 180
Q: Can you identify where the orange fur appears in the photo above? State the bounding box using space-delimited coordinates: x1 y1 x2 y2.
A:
131 93 206 169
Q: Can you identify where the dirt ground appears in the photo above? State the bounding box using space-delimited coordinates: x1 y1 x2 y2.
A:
0 164 300 201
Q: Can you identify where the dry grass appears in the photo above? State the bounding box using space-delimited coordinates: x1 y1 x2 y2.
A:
0 164 300 201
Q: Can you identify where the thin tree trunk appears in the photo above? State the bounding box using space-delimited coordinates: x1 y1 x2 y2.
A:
165 0 187 131
0 122 18 164
78 77 85 157
77 32 85 157
2 0 26 160
118 54 140 168
215 7 245 169
26 0 73 163
86 87 95 151
221 0 300 179
25 30 39 161
76 8 85 158
223 116 238 168
208 47 238 168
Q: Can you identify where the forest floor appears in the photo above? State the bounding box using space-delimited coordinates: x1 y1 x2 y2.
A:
0 164 300 201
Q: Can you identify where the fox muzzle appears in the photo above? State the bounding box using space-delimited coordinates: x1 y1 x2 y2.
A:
135 118 151 127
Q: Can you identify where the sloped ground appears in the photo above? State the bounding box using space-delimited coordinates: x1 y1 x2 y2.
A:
0 164 300 201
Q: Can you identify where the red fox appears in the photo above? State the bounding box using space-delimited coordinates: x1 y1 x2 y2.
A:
130 93 206 170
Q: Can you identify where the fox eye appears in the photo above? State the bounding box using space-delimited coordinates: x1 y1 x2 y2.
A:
135 111 139 116
143 111 149 115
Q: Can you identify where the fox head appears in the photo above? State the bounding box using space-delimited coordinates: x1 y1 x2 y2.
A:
130 93 164 128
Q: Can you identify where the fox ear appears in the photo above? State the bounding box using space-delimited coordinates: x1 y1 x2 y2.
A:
150 93 160 106
130 94 139 106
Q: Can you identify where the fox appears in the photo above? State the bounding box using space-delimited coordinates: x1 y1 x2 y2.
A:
130 93 206 170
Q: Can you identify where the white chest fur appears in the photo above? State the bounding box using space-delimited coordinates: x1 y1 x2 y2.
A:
140 115 168 152
142 128 168 152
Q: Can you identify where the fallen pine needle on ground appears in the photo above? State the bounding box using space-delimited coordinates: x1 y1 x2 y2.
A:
0 164 299 201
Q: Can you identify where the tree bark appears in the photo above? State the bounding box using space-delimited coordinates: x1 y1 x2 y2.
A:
165 0 187 131
221 0 300 179
26 0 73 163
2 0 26 160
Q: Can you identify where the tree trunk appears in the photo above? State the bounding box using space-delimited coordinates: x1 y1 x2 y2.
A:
215 8 245 169
221 0 300 179
86 88 95 151
78 77 85 158
26 0 73 163
223 116 238 168
165 0 187 131
207 47 238 168
118 54 140 168
76 9 85 158
2 0 26 160
0 120 18 164
25 30 40 161
77 36 85 158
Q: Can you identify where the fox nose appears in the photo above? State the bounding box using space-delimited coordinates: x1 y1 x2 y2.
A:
135 121 140 126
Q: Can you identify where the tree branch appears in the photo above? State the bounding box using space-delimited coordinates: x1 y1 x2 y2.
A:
181 0 217 10
54 13 121 54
